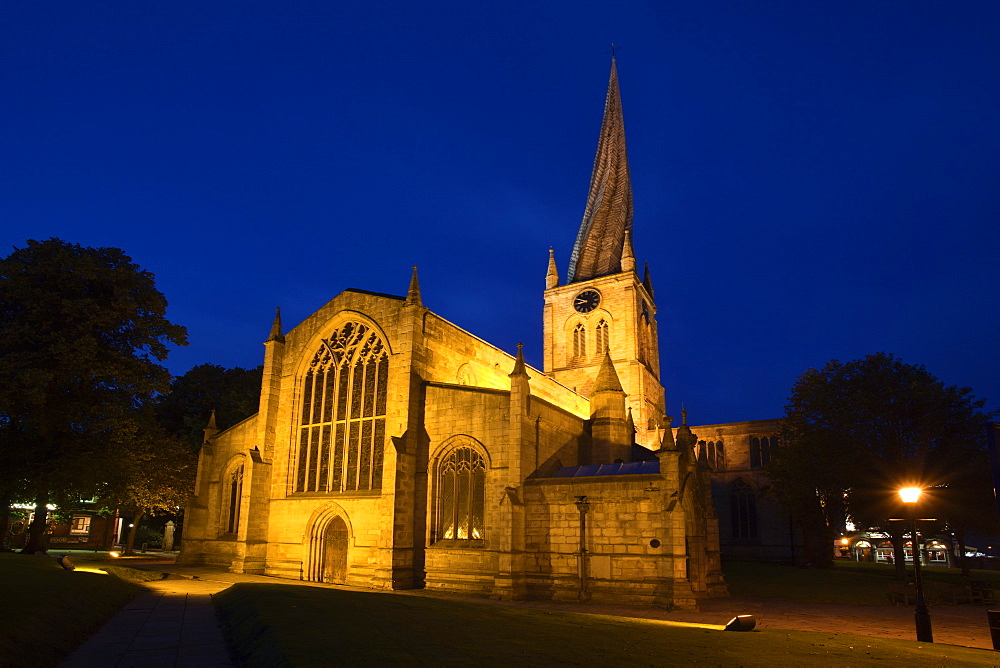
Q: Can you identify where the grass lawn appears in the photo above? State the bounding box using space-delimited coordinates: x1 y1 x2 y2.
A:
0 552 158 668
723 559 1000 605
214 583 999 666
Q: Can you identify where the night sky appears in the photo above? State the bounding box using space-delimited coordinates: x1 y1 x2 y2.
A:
4 2 999 425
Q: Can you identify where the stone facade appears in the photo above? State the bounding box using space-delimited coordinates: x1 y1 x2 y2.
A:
681 419 803 563
179 58 729 608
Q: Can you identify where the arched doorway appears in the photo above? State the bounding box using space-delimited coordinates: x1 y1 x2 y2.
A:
323 516 349 583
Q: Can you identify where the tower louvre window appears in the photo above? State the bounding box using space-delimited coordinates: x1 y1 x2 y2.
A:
573 323 587 358
596 319 609 354
295 322 388 493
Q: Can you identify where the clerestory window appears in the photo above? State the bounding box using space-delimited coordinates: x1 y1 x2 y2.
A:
295 321 388 493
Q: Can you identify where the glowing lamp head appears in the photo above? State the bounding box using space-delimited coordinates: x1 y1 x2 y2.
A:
840 538 849 545
899 487 922 504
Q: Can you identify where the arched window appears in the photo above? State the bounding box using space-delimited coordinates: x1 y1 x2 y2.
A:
708 441 717 469
716 440 726 470
225 465 244 534
573 323 586 358
751 435 775 468
730 479 757 539
595 319 609 354
437 446 486 543
296 321 389 493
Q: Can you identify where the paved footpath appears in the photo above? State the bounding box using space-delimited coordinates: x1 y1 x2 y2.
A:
60 563 998 666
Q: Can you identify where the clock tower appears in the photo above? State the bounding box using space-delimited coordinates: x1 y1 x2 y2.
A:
543 58 666 451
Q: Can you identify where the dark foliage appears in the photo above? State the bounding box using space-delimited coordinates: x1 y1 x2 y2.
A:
769 353 996 570
156 363 262 451
0 238 187 551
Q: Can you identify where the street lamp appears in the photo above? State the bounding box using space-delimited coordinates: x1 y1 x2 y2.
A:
899 487 933 643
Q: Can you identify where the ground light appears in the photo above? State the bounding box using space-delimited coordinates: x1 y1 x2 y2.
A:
899 486 933 643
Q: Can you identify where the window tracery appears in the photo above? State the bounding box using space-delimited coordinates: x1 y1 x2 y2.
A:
225 465 244 534
436 445 486 543
573 323 586 358
595 319 609 354
295 321 388 493
749 435 775 469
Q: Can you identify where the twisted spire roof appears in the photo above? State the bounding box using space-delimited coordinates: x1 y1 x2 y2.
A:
567 58 634 283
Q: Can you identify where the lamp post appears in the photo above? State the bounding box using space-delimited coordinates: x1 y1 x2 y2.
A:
899 487 933 643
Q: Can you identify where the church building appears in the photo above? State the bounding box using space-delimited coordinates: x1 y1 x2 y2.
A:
179 59 728 608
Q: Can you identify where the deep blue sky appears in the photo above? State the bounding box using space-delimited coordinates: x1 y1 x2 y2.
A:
3 1 999 425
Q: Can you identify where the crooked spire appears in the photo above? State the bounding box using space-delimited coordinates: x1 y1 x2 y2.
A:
567 58 634 283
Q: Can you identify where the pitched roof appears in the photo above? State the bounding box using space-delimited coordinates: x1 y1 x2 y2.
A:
567 58 634 283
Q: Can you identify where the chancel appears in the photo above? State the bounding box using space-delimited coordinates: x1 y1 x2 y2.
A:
179 58 729 608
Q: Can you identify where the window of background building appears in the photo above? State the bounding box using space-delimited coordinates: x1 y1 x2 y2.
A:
730 479 758 539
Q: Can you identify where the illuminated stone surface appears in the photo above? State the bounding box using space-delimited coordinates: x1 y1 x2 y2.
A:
179 60 727 609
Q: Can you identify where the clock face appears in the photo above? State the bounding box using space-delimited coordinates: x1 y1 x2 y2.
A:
574 289 601 313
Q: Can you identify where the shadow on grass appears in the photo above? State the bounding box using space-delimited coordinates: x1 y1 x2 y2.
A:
0 553 146 667
214 583 998 666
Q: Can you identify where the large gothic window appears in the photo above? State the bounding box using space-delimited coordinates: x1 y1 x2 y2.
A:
295 322 388 493
573 323 586 358
436 446 486 543
225 465 244 534
595 319 609 354
730 479 758 539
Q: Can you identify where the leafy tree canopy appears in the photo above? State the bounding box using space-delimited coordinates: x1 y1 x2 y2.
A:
0 238 187 551
769 353 996 567
156 363 262 451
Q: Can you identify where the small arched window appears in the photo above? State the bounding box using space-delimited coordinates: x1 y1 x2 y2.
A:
225 465 244 534
751 435 775 468
573 323 587 358
595 319 609 354
437 446 486 543
730 479 757 540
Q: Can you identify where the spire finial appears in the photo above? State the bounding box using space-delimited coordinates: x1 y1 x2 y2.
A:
266 307 285 343
681 406 688 426
206 408 218 430
509 342 528 378
404 266 423 307
642 262 654 299
621 229 635 273
545 248 559 289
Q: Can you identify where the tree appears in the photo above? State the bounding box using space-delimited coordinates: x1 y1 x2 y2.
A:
97 410 196 555
769 353 995 573
156 363 262 451
0 238 187 553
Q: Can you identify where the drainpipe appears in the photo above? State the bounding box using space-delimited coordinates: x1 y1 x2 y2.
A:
575 496 591 601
